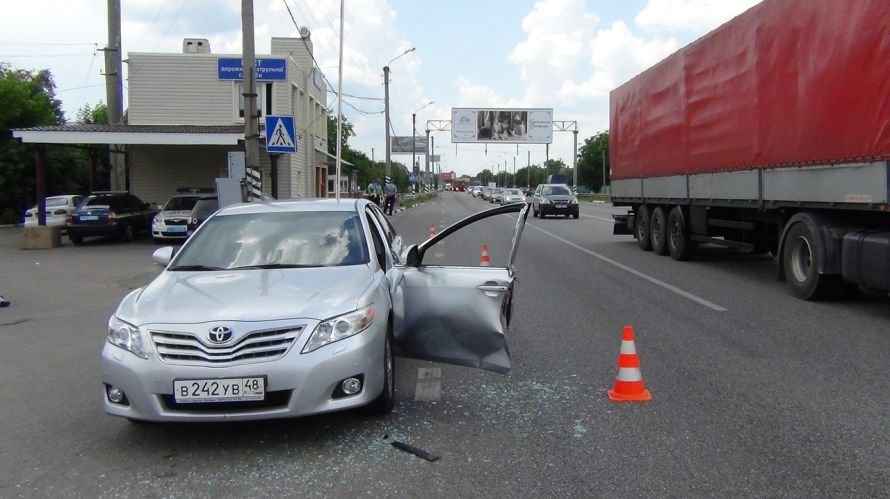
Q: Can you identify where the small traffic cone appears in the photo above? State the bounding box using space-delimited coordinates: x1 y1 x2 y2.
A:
607 325 652 402
429 224 437 237
480 244 490 266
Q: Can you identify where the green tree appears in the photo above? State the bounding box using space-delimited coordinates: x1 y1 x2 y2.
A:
577 131 609 192
76 101 108 125
0 64 81 224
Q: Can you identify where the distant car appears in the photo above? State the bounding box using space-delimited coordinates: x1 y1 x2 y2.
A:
490 188 504 203
572 186 592 194
531 184 579 219
500 188 525 205
152 193 207 243
66 192 157 244
23 194 84 230
100 198 530 423
186 196 219 235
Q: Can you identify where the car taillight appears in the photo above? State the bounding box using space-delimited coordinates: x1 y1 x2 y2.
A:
108 212 117 222
53 209 66 215
66 214 73 224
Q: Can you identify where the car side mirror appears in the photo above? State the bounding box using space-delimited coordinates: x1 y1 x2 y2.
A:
152 246 176 267
144 202 151 209
403 244 421 267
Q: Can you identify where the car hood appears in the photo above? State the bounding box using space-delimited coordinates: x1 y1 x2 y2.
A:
119 265 375 325
543 195 574 201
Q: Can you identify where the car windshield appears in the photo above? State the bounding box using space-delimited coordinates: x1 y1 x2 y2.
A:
506 189 521 195
83 196 113 208
543 186 571 196
172 211 369 270
163 196 200 211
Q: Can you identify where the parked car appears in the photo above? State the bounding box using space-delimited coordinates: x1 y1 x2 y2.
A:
186 196 219 235
101 198 529 423
572 186 592 194
152 191 209 243
66 192 157 244
23 194 84 229
531 184 579 219
500 188 525 205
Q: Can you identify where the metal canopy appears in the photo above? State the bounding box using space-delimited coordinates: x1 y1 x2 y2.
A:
12 124 244 146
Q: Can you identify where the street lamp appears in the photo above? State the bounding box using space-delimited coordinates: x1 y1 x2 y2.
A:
384 47 416 180
412 100 434 191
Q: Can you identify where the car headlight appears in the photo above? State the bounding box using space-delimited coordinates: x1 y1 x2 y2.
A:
152 216 163 227
570 197 579 205
107 316 148 358
302 305 376 353
540 198 550 204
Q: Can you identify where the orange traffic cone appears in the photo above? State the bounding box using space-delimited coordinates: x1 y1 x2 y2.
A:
607 325 652 402
480 244 490 266
429 224 437 237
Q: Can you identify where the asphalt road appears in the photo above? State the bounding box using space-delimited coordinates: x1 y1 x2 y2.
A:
1 192 888 498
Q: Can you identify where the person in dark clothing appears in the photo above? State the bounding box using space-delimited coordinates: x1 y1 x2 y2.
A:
384 180 397 215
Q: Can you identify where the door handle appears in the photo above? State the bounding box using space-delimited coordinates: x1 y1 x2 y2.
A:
477 284 508 292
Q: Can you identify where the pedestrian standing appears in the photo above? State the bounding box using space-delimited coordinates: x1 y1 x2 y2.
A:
384 180 397 215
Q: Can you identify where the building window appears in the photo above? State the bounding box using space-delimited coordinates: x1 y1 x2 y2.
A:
235 82 273 121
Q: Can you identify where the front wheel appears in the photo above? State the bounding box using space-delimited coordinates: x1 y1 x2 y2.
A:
120 224 135 242
367 326 395 415
782 222 844 300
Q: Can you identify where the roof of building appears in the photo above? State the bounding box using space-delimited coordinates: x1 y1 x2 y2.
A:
12 124 244 145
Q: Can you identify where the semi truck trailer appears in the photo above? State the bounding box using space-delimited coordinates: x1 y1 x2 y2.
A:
610 0 890 300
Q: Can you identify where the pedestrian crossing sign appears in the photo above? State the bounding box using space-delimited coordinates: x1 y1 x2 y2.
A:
265 115 297 153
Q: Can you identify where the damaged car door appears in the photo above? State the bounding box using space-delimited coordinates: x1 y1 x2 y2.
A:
392 203 529 374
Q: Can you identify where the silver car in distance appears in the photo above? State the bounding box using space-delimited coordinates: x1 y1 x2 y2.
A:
101 198 529 422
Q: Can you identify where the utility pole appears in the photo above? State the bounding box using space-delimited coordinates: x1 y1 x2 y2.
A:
412 112 417 187
513 156 516 188
371 147 375 163
573 130 579 188
103 0 124 189
527 150 530 187
602 147 607 191
241 0 259 202
383 66 391 180
425 129 430 189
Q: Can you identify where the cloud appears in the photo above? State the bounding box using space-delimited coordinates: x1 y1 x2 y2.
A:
635 0 762 33
560 21 678 100
509 0 599 84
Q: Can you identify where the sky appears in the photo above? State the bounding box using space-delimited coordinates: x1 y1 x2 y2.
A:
2 0 761 179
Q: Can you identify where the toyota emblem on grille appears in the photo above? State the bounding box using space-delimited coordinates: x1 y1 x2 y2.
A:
208 326 233 343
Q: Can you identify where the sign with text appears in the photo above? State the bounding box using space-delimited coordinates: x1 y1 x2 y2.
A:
218 58 287 81
451 108 552 144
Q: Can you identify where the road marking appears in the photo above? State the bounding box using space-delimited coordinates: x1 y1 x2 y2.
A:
527 224 728 312
414 367 442 401
581 214 614 223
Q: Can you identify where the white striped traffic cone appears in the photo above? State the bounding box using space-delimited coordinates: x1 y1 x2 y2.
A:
607 325 652 402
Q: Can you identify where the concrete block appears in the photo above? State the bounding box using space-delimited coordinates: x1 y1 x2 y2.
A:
22 226 63 249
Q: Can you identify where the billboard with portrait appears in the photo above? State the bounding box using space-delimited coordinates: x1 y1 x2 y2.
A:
451 108 552 144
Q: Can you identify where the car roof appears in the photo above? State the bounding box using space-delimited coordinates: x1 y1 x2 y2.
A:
216 198 366 217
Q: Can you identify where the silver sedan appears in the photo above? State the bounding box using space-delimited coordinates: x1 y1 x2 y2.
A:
101 198 529 422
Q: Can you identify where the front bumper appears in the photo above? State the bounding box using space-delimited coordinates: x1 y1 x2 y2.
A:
152 222 189 240
540 204 579 216
101 320 387 422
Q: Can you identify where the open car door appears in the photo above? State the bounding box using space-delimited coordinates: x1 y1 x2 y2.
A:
392 203 529 374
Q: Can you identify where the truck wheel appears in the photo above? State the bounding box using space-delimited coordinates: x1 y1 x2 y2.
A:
651 207 668 255
667 207 696 261
782 222 843 300
635 205 652 251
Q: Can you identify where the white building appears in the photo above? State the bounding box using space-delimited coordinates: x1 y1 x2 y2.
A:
15 35 350 206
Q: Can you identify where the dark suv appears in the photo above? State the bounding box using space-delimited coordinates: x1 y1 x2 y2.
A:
66 192 157 244
531 184 579 219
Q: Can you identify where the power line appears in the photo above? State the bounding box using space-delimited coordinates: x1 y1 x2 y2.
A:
327 89 383 101
154 0 189 51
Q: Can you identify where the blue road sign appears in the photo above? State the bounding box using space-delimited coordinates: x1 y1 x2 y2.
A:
265 115 297 154
408 173 417 183
218 58 287 81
